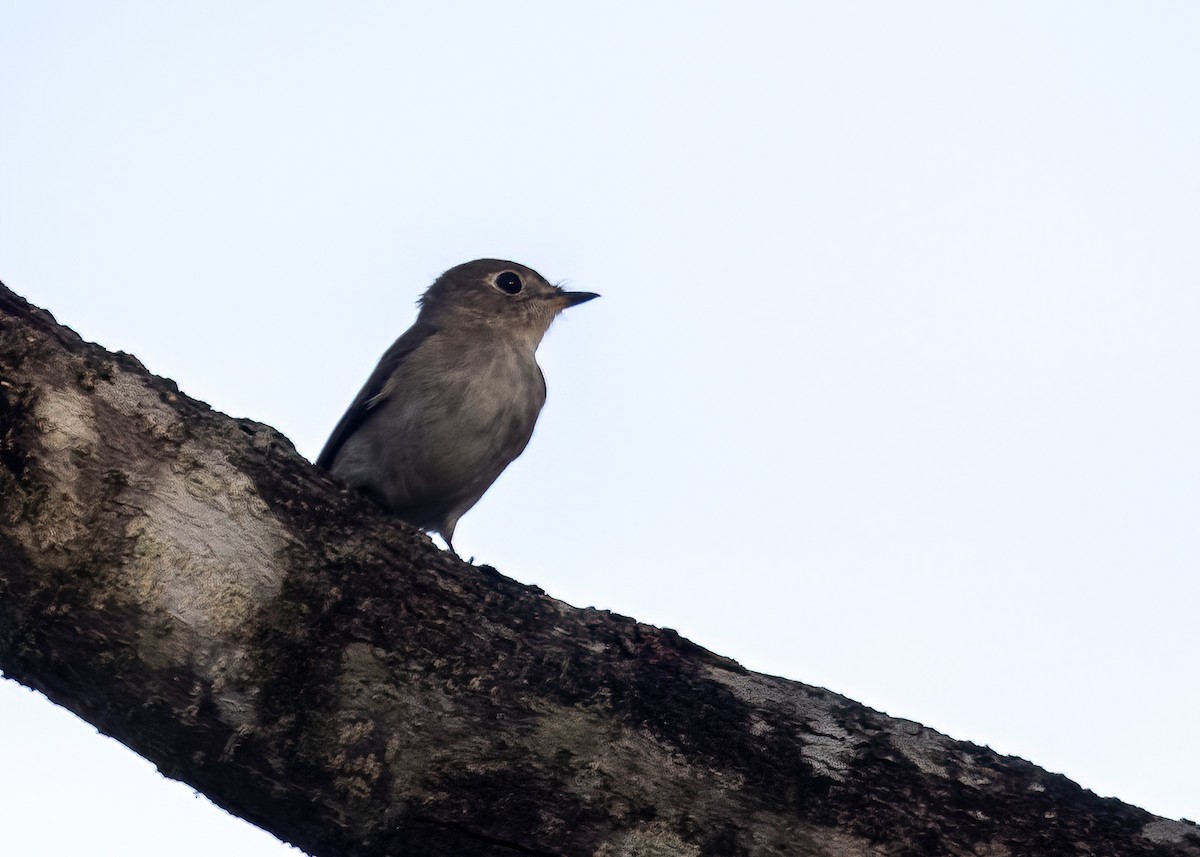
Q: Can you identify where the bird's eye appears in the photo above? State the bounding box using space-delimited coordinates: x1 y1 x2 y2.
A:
495 271 523 295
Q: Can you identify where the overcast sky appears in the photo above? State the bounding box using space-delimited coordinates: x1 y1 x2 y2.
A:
2 3 1198 854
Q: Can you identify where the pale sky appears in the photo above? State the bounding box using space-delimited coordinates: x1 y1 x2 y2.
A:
2 3 1198 854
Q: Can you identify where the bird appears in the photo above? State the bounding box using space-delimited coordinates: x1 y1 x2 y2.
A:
315 259 598 549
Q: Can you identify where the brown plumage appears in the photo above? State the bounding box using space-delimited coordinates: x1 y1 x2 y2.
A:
316 259 598 548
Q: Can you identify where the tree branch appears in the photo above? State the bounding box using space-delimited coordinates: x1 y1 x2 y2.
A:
1 282 1195 857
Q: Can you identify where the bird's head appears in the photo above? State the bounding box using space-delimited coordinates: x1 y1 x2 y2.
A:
418 259 598 348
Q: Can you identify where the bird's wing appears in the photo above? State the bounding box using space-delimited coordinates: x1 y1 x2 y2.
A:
314 320 438 470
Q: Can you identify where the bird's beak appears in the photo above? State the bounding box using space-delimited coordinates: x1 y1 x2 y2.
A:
556 290 600 308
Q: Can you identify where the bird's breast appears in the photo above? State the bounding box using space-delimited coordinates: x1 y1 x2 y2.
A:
389 339 545 493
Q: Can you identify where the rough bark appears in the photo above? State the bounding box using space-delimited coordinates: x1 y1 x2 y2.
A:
0 281 1195 857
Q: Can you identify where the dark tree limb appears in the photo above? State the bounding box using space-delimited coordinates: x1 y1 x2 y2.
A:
0 282 1195 857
